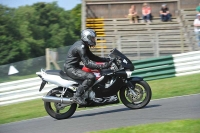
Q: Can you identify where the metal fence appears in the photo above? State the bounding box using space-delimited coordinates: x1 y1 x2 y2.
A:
0 56 46 83
0 46 71 83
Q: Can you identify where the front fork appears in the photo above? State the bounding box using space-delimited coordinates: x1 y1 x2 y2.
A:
126 81 137 97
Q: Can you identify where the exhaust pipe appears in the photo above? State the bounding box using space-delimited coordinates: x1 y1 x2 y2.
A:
42 96 73 104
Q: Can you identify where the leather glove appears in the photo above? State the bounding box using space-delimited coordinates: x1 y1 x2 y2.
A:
102 60 113 69
98 60 112 69
105 58 111 62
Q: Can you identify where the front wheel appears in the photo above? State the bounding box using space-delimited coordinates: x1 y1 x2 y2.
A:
120 80 152 109
44 87 77 119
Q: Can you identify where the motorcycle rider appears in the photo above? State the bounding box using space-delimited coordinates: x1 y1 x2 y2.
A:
64 29 112 105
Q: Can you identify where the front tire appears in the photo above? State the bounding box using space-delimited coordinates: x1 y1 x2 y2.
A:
120 80 151 109
44 87 77 119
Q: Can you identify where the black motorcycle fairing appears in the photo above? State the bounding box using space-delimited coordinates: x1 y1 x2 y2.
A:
92 75 127 97
79 95 120 108
39 80 47 92
126 77 143 90
109 48 134 71
114 70 127 77
81 73 127 107
128 76 143 82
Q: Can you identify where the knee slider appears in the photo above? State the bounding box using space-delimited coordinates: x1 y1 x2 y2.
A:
87 73 96 80
87 73 96 85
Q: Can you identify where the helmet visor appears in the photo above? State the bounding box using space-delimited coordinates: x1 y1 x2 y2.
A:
90 37 96 46
91 37 96 42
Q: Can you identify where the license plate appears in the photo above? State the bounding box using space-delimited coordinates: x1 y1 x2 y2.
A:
39 80 47 92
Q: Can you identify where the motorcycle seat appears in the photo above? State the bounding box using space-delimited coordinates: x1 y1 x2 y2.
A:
45 70 83 84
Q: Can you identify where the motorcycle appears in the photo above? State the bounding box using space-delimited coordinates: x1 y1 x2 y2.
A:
36 48 152 119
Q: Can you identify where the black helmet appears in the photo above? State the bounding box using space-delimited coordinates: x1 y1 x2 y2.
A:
81 29 96 46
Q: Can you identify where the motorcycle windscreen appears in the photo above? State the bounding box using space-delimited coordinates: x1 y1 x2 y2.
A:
109 48 134 71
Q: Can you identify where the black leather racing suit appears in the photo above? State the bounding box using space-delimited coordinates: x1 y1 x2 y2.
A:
64 40 110 97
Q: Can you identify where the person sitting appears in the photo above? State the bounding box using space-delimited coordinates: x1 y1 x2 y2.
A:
196 3 200 14
142 3 151 23
196 3 200 18
160 4 172 22
128 5 138 24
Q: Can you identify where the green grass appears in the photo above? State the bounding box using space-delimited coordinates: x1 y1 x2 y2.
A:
149 73 200 99
89 119 200 133
0 73 199 125
0 99 47 124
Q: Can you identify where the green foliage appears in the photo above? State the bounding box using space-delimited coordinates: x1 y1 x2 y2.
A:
69 4 82 37
0 5 21 64
0 2 81 65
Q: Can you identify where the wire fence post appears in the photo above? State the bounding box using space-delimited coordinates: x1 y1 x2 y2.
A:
117 35 121 52
154 32 160 57
101 41 104 57
46 48 50 70
137 36 140 60
180 28 184 53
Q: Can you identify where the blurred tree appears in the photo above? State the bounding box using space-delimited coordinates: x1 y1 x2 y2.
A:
0 5 21 64
0 2 81 65
69 4 81 38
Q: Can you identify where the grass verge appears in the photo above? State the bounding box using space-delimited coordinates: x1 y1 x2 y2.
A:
0 73 199 125
89 119 200 133
148 73 200 99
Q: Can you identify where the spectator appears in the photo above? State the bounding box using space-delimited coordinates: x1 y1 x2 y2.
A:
128 5 138 24
160 4 171 22
196 3 200 18
196 3 200 14
193 14 200 46
142 3 151 23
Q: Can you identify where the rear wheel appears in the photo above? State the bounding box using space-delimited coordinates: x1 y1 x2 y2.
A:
120 80 151 109
44 87 77 119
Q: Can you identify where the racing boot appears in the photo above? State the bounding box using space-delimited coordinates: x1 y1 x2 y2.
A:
71 85 87 105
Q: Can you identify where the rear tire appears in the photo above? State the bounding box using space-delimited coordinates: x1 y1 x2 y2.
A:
44 87 77 119
120 80 151 109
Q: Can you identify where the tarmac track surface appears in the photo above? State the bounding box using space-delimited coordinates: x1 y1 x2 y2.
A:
0 94 200 133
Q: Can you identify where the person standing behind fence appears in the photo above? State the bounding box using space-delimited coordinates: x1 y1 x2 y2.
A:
128 5 138 24
196 3 200 18
193 14 200 46
142 3 151 23
196 3 200 14
160 4 172 22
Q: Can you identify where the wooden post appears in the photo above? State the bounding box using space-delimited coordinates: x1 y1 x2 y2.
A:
155 32 160 57
177 0 180 11
82 0 86 30
117 35 121 52
101 42 104 57
180 28 184 53
46 48 50 70
108 4 111 18
46 48 61 70
50 56 61 70
137 36 140 60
